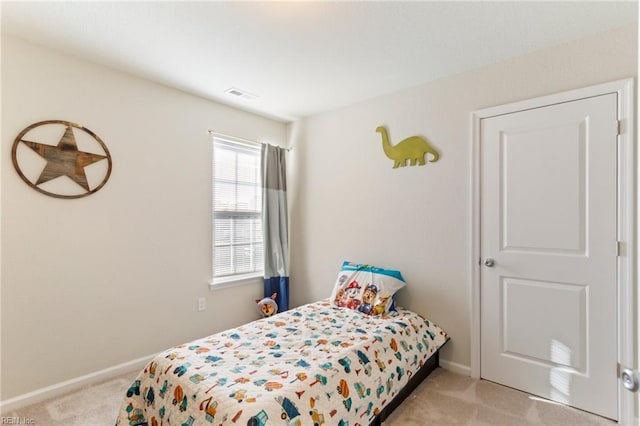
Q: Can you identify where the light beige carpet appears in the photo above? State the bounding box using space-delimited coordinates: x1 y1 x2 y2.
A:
384 368 615 425
4 368 615 425
3 374 134 426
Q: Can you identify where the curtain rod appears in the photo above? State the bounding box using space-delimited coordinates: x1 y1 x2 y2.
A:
208 130 292 151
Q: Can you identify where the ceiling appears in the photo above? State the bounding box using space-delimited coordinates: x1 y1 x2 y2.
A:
1 1 637 122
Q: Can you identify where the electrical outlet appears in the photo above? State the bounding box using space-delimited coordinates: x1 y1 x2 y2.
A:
198 297 206 312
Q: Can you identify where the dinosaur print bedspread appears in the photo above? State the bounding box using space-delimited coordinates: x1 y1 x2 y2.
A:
115 300 448 426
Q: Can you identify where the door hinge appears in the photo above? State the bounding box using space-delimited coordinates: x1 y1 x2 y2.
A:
617 241 624 257
617 120 622 136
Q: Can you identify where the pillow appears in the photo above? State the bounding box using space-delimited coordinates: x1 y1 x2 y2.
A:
329 261 407 316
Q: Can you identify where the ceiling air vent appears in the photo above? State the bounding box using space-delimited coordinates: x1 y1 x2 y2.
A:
224 87 258 100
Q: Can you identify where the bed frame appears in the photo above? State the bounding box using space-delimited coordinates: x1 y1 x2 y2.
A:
369 343 446 426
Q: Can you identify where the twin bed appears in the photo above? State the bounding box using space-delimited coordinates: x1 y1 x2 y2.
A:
116 264 449 426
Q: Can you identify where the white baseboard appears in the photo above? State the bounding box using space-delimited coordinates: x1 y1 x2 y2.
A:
439 358 471 376
0 353 470 413
0 353 155 414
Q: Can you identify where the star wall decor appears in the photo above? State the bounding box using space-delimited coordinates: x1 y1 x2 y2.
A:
11 120 112 199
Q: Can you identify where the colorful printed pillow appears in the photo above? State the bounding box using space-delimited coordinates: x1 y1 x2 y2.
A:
329 261 407 316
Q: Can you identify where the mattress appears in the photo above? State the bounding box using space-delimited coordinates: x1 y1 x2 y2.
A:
115 300 448 426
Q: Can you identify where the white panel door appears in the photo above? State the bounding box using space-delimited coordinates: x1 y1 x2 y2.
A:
480 93 618 419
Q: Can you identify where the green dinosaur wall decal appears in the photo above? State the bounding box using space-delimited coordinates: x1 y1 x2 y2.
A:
376 126 439 169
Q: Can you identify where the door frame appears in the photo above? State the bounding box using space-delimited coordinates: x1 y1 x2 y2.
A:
470 78 635 422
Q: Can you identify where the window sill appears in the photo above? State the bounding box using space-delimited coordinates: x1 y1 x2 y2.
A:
209 274 263 291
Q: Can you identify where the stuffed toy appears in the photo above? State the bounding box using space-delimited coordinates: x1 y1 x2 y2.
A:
256 293 278 317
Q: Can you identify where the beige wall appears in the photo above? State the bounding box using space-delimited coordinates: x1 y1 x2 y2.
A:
1 23 637 402
289 24 638 372
0 36 287 399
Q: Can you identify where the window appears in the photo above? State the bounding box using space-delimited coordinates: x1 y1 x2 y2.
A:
212 137 263 284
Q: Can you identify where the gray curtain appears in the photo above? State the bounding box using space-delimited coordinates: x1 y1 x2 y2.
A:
262 144 289 311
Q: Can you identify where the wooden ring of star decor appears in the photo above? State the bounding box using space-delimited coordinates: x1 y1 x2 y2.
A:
11 120 112 199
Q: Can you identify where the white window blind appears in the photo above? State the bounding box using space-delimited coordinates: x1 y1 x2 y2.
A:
213 137 263 281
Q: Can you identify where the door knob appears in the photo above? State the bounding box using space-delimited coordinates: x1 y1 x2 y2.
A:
622 368 640 392
484 258 495 267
